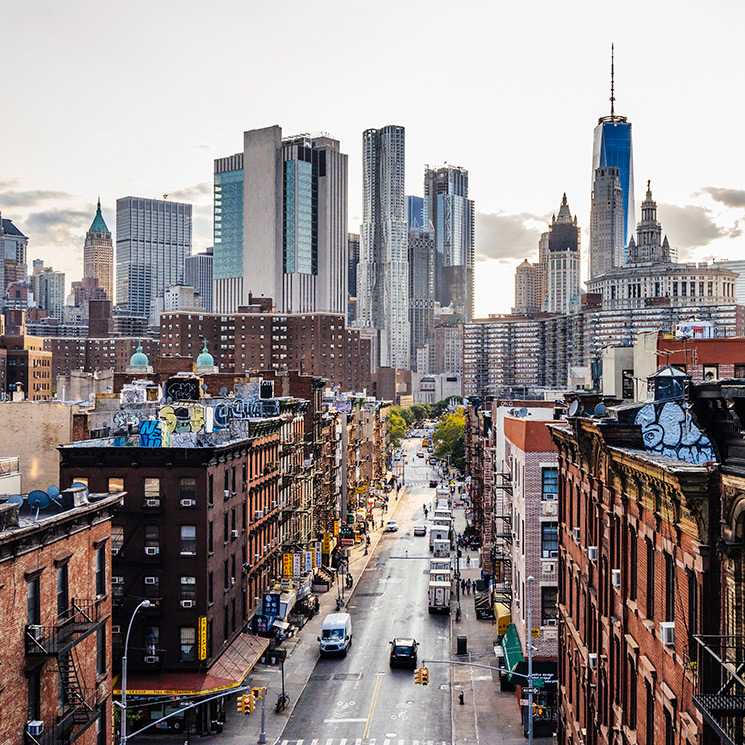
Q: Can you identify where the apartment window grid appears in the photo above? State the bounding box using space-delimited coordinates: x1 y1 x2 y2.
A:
541 467 558 500
541 523 559 558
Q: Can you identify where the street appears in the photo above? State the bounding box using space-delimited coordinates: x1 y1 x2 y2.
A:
278 437 452 745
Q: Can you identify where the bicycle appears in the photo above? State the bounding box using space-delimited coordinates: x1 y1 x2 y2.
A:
275 692 290 713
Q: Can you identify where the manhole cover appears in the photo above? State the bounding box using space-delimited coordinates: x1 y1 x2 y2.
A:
334 673 362 681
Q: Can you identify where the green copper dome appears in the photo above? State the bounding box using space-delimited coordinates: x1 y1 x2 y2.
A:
196 340 215 368
88 198 110 235
129 341 149 368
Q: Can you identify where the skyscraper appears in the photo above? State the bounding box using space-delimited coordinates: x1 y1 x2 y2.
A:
408 228 436 367
0 213 28 303
30 260 66 321
589 46 634 277
116 197 192 315
347 233 360 324
423 165 475 320
357 125 409 369
589 167 625 278
545 194 581 314
184 247 213 311
83 198 113 300
213 126 348 315
405 195 424 231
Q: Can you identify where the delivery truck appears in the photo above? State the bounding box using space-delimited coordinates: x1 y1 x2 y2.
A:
428 580 452 613
432 539 450 558
429 526 450 550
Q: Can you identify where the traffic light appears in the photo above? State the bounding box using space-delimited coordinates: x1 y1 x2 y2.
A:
247 692 256 713
237 695 247 715
421 667 429 685
532 703 545 717
414 667 423 684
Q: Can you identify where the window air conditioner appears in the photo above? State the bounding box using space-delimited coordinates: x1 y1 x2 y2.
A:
112 576 124 585
588 546 598 561
542 501 558 516
224 490 230 499
573 527 581 542
542 561 555 574
26 721 44 737
27 625 43 640
255 510 263 520
612 569 621 587
144 576 158 585
180 600 195 609
144 655 160 664
550 550 559 559
231 529 239 539
180 498 196 507
145 498 160 507
660 621 675 647
588 652 598 669
145 547 159 556
255 553 261 562
112 546 120 555
112 625 122 634
231 576 236 585
544 618 558 626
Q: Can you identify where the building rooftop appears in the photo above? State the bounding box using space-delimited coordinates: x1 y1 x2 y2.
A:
88 198 110 235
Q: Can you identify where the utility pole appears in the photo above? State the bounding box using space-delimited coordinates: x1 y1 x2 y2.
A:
258 686 267 744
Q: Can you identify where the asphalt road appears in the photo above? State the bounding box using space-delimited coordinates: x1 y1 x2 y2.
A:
278 438 452 745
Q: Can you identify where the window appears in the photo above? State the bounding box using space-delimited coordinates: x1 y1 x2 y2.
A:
646 681 655 745
179 477 196 501
57 564 69 619
95 546 106 596
28 577 40 625
541 468 558 500
735 365 745 379
622 369 634 399
180 627 197 662
144 575 160 600
665 553 675 622
628 655 637 729
629 528 638 601
97 625 106 676
108 477 124 492
180 526 196 555
144 525 160 553
180 576 197 602
541 523 559 558
688 569 698 661
144 626 159 656
646 540 655 620
144 478 160 497
208 474 214 506
703 364 718 381
28 669 41 721
208 521 213 553
541 586 558 625
208 572 214 604
112 525 124 554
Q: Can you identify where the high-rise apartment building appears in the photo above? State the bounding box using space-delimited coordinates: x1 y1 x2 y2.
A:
213 127 348 316
514 259 544 314
30 261 66 321
0 214 28 303
357 125 409 369
184 247 213 311
115 197 192 315
83 198 113 299
347 233 360 324
589 48 634 277
405 195 424 231
545 194 581 314
423 165 475 320
408 228 437 367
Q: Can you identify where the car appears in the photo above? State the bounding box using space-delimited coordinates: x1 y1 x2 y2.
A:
385 520 398 532
413 525 427 536
429 479 438 488
390 638 419 668
417 452 424 458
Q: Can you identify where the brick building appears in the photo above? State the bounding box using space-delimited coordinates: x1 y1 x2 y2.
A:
0 486 121 745
47 337 160 380
0 333 52 400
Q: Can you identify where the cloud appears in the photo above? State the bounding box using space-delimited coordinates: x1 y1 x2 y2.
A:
657 202 734 249
24 208 92 248
166 181 212 203
475 210 545 262
0 185 74 208
701 187 745 209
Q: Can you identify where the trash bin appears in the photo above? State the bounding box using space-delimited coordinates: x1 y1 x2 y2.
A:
457 635 467 655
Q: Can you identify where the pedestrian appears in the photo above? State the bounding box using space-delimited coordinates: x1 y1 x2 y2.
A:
466 578 472 594
466 555 470 567
461 579 466 593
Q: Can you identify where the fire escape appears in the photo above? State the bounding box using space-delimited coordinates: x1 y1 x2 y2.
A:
25 599 103 745
493 470 513 608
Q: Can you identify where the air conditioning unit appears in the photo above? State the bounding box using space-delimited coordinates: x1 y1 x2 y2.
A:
231 529 239 539
542 561 555 574
588 652 598 669
544 618 558 626
544 628 558 641
271 501 277 509
255 553 261 562
660 621 675 647
144 655 160 664
112 576 124 585
145 547 159 556
180 498 196 507
231 576 236 585
145 498 160 507
255 510 264 520
542 501 558 516
573 527 581 542
612 569 621 587
180 600 195 608
112 625 122 634
224 490 230 499
26 721 44 737
27 625 43 640
550 550 559 559
588 546 598 561
111 546 120 555
144 576 158 585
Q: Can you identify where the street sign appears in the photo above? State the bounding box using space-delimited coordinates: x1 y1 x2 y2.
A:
263 593 280 616
531 628 540 638
524 687 540 695
519 698 529 706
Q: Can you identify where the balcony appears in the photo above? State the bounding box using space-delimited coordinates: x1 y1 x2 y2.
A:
693 635 745 745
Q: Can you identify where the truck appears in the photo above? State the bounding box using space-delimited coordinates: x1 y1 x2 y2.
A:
428 580 451 613
432 539 450 558
430 558 453 578
429 526 450 551
429 569 451 584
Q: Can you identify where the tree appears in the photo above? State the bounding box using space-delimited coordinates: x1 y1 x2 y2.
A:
430 396 462 419
433 408 465 470
388 411 407 449
410 403 431 422
390 405 414 427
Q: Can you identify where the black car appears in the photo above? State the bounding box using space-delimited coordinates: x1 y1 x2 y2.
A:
429 479 438 488
389 638 419 668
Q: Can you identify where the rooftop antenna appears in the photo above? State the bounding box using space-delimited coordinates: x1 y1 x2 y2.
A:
610 43 616 119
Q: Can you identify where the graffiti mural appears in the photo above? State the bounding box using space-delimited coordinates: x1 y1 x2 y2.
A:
164 377 201 402
139 420 163 447
210 398 279 429
159 404 206 434
632 400 716 465
121 385 147 405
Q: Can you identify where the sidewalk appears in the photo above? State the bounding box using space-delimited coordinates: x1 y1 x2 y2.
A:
127 497 401 745
449 501 552 745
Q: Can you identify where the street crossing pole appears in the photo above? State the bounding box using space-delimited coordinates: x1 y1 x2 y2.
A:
258 686 267 744
527 575 534 745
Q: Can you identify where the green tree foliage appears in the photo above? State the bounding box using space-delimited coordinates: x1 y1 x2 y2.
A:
430 396 462 418
388 411 407 449
390 405 414 427
433 408 465 472
410 403 430 422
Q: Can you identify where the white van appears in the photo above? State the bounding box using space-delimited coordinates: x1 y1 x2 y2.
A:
430 558 453 577
318 612 353 656
429 526 450 550
433 539 450 558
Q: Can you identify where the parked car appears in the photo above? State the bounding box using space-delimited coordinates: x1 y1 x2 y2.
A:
429 479 438 488
385 520 398 532
417 452 424 458
389 638 419 668
413 525 427 536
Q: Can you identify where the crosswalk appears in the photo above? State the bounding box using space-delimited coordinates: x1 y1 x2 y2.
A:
278 739 450 745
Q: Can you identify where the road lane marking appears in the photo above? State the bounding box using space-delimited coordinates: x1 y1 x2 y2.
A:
326 739 334 745
363 673 384 739
323 719 368 723
339 739 347 745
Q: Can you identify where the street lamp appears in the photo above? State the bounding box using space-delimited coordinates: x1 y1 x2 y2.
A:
526 576 535 745
121 599 151 744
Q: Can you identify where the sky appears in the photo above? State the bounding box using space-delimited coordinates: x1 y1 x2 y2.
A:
2 0 744 317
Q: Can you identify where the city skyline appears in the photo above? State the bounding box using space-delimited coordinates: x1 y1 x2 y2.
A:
1 0 744 317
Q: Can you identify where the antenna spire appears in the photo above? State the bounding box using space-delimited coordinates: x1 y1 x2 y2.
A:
610 43 615 118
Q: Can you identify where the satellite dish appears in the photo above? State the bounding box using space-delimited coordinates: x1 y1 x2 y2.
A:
28 490 51 510
594 403 607 418
47 485 61 498
201 384 208 392
220 387 228 397
518 407 528 418
568 400 580 417
7 494 23 505
71 482 90 496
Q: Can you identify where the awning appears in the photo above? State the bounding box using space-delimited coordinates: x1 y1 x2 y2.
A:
113 633 269 697
272 619 290 631
501 623 525 680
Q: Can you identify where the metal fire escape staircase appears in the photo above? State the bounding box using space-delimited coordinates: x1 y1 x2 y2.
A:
493 471 513 607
